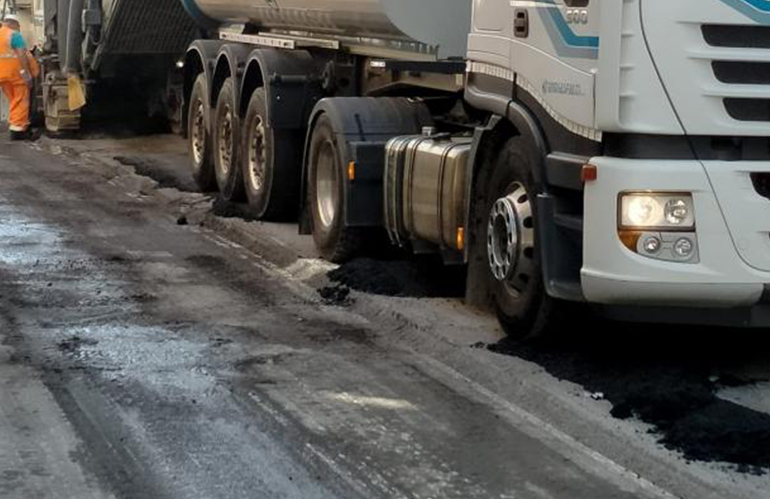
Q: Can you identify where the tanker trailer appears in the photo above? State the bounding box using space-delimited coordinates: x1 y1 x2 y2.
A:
180 0 472 219
36 0 200 131
182 0 770 337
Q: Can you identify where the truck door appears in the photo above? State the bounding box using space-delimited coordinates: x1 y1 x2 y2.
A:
509 0 600 138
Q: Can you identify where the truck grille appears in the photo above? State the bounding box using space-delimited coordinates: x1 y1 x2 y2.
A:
713 61 770 85
702 25 770 123
725 98 770 122
703 25 770 49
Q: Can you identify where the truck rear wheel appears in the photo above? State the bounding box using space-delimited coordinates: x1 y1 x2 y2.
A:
307 114 363 263
482 136 556 338
241 88 301 220
213 78 245 201
188 74 216 192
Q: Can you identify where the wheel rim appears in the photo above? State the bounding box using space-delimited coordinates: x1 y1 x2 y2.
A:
248 115 267 193
218 105 234 176
315 139 339 229
191 99 205 166
487 183 536 298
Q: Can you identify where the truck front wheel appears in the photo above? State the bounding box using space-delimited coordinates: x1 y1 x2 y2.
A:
213 78 245 201
307 114 363 263
482 136 556 338
188 75 216 192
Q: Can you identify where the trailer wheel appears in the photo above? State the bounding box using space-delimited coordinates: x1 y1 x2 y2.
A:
188 75 216 192
241 88 301 220
307 114 363 263
482 136 557 338
213 78 245 201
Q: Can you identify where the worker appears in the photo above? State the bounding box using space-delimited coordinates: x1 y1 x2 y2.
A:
0 14 33 140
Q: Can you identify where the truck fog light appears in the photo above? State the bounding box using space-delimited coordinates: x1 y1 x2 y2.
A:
665 199 690 225
674 238 694 258
643 236 662 254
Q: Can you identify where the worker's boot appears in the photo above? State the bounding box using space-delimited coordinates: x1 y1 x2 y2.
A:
9 129 30 141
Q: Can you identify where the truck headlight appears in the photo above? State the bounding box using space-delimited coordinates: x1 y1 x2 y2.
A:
618 193 699 263
620 193 695 230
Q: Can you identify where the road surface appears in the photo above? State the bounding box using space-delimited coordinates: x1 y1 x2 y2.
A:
0 132 768 498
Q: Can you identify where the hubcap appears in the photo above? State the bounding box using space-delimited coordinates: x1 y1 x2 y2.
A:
218 106 233 176
191 100 205 165
316 140 339 229
487 183 536 295
248 116 267 193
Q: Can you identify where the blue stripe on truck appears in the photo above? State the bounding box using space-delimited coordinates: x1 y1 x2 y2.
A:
544 3 599 49
718 0 770 24
736 0 770 12
533 0 599 60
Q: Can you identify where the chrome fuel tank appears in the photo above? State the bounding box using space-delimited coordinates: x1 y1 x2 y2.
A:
182 0 472 59
384 135 472 251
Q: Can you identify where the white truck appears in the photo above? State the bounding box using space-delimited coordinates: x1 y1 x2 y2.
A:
16 0 770 336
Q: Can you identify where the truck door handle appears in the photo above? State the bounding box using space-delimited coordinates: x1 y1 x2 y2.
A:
514 9 529 38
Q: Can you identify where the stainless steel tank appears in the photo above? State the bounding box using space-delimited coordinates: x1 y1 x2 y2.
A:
181 0 472 59
384 135 473 251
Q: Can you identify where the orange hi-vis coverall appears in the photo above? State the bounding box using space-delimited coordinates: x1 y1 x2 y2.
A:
0 25 29 132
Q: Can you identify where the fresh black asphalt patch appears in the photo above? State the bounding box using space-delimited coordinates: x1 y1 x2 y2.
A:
486 327 770 474
328 257 466 298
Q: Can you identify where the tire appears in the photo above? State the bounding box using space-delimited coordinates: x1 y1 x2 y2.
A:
480 135 559 339
307 114 363 263
187 74 217 192
241 88 302 220
212 78 245 201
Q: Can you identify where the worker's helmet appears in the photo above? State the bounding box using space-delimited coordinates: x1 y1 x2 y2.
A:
3 14 20 24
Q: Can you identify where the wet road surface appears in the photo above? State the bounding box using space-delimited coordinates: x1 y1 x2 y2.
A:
0 138 680 498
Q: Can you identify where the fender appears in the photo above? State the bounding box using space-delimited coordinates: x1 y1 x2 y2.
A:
463 85 550 263
299 97 432 234
465 79 585 302
184 40 226 101
212 44 252 111
465 78 550 190
183 40 226 135
239 49 322 129
299 100 362 235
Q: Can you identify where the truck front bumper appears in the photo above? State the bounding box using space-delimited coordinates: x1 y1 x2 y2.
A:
581 157 770 325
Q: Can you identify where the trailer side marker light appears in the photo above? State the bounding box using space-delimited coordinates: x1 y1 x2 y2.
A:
456 227 466 251
348 161 356 181
582 164 598 182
